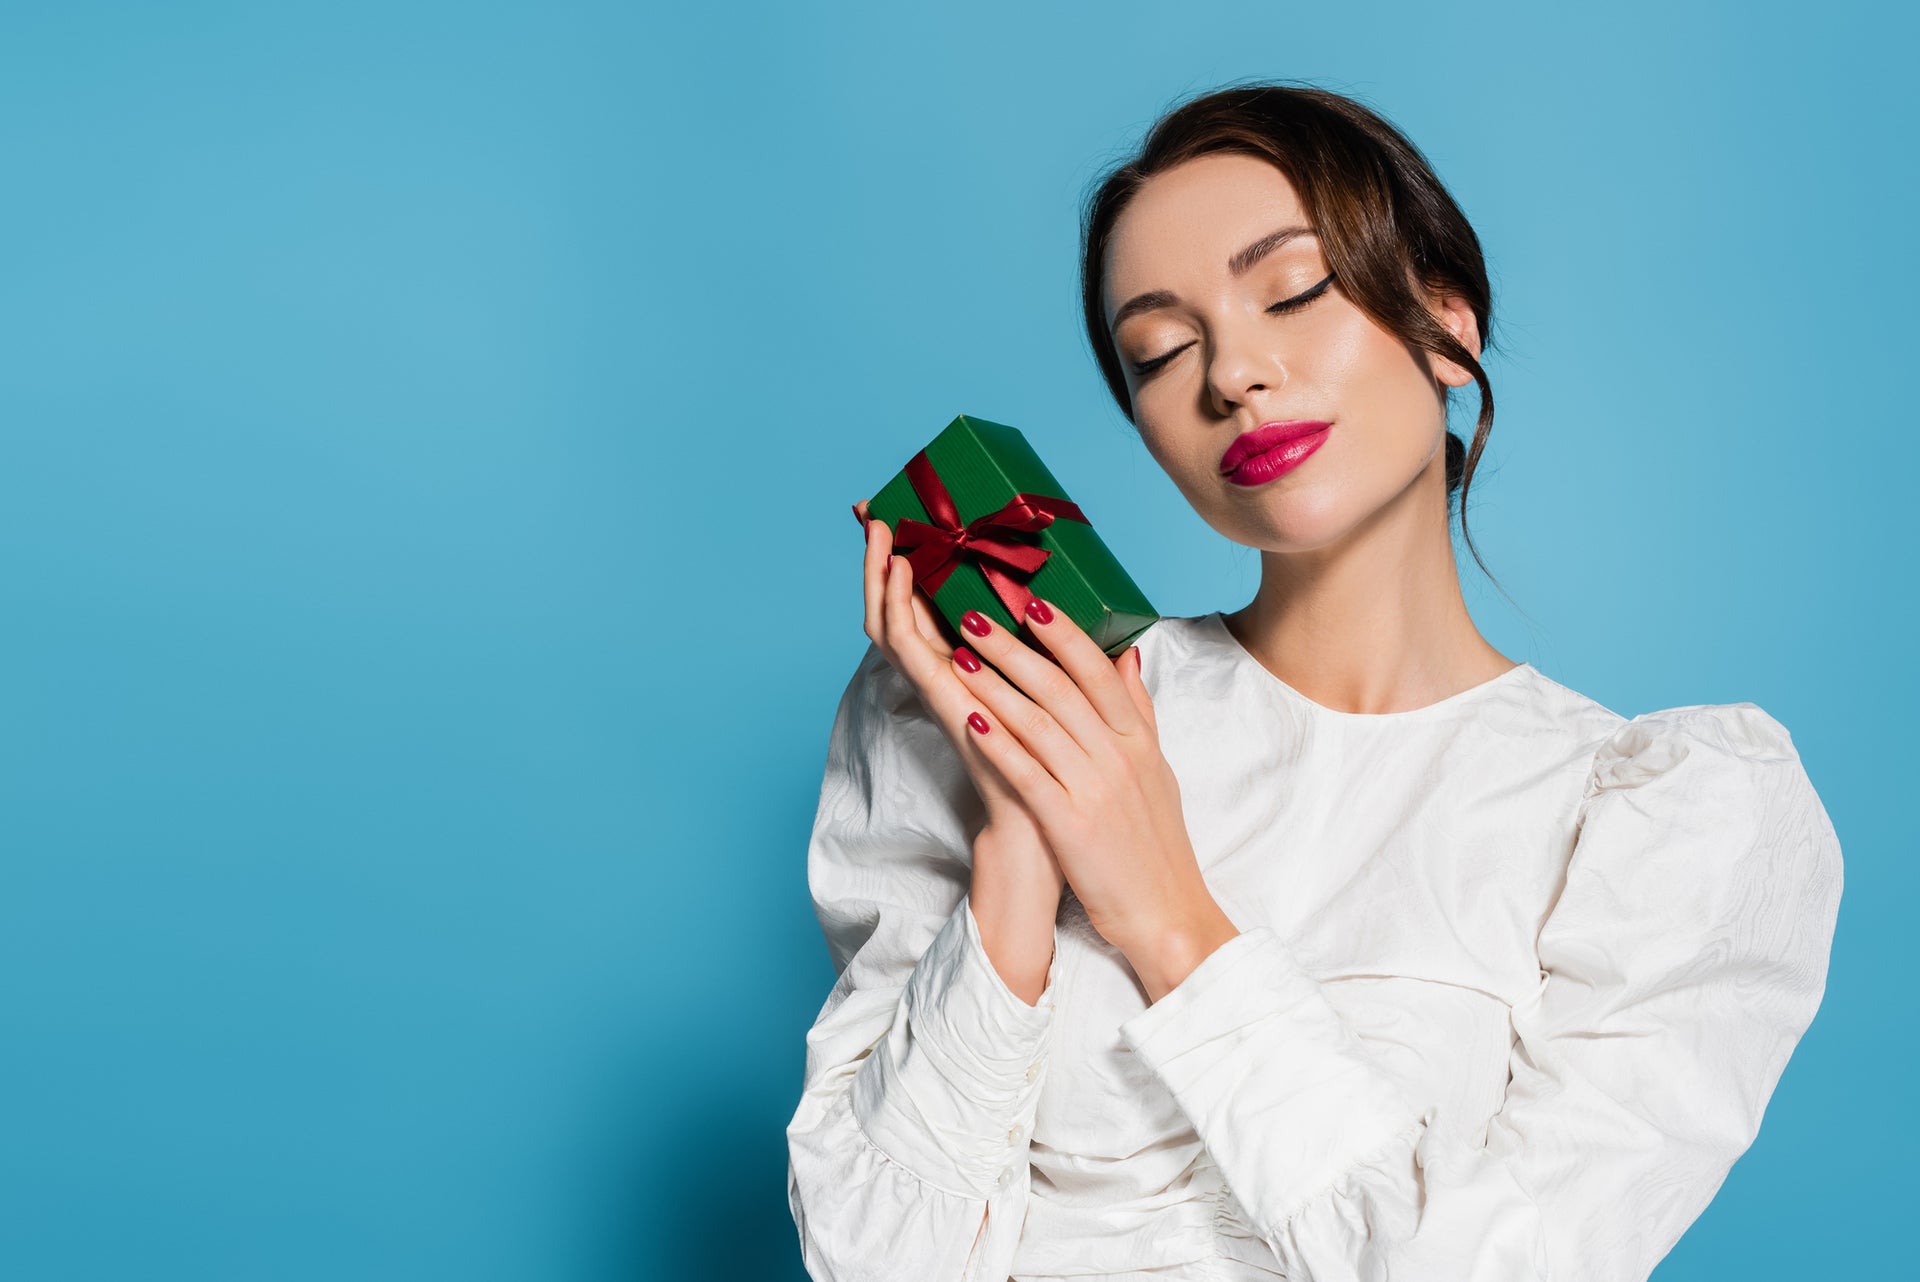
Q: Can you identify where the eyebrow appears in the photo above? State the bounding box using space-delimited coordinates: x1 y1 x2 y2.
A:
1108 224 1316 331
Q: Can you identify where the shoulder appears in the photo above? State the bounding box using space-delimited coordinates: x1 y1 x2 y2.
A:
1437 668 1836 851
1528 700 1843 1116
821 640 960 793
1565 699 1843 905
1486 667 1820 787
808 643 980 974
1579 701 1812 804
1497 664 1631 746
831 639 926 735
1128 611 1213 680
813 640 977 862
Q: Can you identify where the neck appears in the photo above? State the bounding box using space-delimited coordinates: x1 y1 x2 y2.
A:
1223 454 1514 715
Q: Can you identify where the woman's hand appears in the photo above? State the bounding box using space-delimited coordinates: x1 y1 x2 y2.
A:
933 577 1240 998
855 500 1064 901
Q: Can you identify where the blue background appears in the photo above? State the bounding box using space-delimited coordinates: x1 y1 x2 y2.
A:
2 2 1910 1278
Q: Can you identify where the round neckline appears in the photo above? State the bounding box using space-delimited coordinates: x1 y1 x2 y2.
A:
1200 610 1534 721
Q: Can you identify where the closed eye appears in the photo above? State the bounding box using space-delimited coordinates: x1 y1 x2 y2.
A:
1268 270 1336 316
1128 271 1339 379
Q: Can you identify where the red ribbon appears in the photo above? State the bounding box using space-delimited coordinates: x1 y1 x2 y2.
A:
890 449 1088 627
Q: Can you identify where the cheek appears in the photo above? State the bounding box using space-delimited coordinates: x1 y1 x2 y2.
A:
1134 422 1198 482
1319 314 1441 430
1134 422 1231 511
1316 312 1398 392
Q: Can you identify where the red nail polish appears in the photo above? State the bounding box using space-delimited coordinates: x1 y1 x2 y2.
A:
961 610 991 637
954 645 981 673
1025 598 1053 625
967 711 990 734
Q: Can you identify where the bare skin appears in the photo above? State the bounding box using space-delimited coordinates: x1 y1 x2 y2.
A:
1107 151 1517 711
856 500 1072 1006
852 151 1517 1009
855 503 1222 1006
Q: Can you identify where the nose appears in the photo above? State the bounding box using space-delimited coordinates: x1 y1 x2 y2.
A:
1204 323 1287 417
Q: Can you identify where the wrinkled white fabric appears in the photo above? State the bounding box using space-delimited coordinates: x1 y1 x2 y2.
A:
785 611 1843 1282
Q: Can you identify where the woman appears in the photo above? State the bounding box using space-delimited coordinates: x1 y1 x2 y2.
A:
785 82 1843 1282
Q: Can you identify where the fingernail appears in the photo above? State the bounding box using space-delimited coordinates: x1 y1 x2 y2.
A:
1025 598 1053 625
961 610 991 638
967 711 990 735
852 502 865 526
954 645 982 673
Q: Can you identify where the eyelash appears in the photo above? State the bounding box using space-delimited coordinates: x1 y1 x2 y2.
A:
1128 271 1338 379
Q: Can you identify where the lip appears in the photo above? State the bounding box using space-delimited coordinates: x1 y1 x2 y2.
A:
1220 420 1332 483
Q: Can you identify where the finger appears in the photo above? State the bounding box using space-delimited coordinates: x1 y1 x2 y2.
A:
880 549 951 689
1116 645 1157 735
953 720 1030 811
1020 598 1151 737
950 634 1103 797
871 523 953 659
855 511 1043 816
865 548 1013 792
861 516 891 643
908 583 955 659
952 677 1070 825
957 602 1145 757
882 559 1049 813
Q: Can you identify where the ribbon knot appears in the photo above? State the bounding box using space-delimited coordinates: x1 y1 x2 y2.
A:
889 448 1088 627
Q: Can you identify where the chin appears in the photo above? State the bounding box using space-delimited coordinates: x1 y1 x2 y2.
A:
1210 486 1358 553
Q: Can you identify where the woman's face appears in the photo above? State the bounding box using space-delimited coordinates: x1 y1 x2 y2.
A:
1102 152 1477 554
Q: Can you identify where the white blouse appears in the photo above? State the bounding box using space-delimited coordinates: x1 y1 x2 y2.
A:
785 611 1843 1282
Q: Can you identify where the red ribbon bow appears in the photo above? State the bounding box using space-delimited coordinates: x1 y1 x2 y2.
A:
889 449 1088 627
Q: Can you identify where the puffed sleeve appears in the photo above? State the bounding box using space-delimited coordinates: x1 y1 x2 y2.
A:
786 641 1065 1282
1115 701 1844 1282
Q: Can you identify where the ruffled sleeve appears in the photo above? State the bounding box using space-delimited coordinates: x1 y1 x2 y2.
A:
785 642 1065 1282
1116 701 1844 1282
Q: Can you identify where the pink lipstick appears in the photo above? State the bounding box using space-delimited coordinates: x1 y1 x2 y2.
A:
1219 420 1331 487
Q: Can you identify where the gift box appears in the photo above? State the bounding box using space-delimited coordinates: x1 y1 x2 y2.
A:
860 413 1160 659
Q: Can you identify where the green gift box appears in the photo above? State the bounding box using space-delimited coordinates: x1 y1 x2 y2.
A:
862 413 1160 659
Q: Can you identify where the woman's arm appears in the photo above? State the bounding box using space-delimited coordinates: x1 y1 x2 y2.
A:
788 893 1059 1282
970 821 1068 1006
786 645 1065 1282
1115 703 1844 1282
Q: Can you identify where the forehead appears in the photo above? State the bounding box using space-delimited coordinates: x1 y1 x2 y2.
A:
1103 153 1308 301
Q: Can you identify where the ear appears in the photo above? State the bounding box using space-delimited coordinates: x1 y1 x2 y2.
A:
1429 292 1481 389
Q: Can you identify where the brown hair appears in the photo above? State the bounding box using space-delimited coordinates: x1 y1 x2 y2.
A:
1078 79 1504 590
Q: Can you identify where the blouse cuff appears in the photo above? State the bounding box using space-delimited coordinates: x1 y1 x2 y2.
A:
852 890 1060 1197
1116 926 1423 1227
